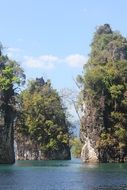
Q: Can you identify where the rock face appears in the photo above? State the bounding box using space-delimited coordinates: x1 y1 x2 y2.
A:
80 103 102 163
80 100 127 163
0 128 15 164
0 108 15 164
15 135 71 160
81 138 98 163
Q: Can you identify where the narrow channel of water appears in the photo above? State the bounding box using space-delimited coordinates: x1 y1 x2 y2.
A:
0 159 127 190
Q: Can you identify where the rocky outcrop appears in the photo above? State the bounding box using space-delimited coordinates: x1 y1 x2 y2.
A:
80 24 127 163
14 77 71 161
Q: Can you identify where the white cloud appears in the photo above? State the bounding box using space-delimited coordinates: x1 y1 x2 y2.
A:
65 54 88 68
6 47 88 69
23 53 87 70
24 55 59 69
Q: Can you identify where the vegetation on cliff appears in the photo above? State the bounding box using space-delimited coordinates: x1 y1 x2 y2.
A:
71 137 82 158
0 45 71 162
0 45 25 163
78 24 127 162
15 77 71 160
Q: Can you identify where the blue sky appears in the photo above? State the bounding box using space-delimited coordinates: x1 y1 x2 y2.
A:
0 0 127 91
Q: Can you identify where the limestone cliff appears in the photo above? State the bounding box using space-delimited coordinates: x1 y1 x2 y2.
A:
80 24 127 163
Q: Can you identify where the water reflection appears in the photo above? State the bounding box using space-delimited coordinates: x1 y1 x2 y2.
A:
84 163 99 169
15 159 73 167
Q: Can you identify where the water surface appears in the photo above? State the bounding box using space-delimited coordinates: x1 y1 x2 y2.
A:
0 159 127 190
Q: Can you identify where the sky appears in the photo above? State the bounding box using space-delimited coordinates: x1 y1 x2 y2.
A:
0 0 126 91
0 0 127 90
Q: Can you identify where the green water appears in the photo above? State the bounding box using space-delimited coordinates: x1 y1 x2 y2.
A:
0 159 127 190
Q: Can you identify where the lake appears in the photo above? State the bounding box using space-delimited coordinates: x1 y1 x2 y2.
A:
0 159 127 190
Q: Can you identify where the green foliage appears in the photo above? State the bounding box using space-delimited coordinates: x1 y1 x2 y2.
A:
0 46 25 123
115 127 126 141
17 77 71 155
70 137 82 158
0 60 25 91
111 112 125 122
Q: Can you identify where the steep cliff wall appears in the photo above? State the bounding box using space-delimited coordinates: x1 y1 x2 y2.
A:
80 103 103 162
80 24 127 163
0 109 15 164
